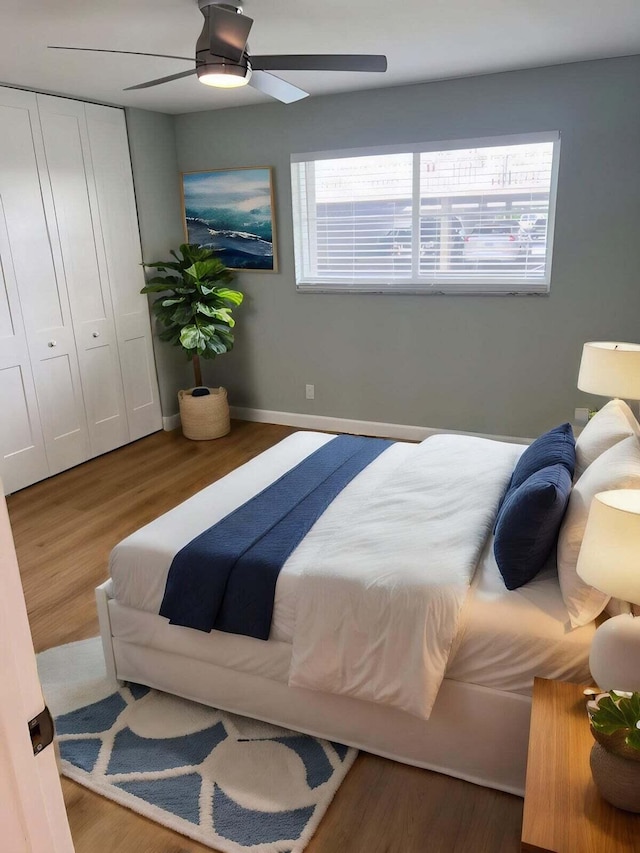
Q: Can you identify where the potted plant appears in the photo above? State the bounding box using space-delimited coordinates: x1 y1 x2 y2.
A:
141 243 244 440
587 690 640 812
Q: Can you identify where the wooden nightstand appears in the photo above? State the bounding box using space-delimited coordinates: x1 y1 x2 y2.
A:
521 678 640 852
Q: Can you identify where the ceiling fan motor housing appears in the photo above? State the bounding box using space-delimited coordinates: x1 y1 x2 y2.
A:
196 0 252 86
197 1 244 15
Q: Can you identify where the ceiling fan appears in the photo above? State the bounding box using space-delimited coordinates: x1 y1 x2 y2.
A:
49 0 388 104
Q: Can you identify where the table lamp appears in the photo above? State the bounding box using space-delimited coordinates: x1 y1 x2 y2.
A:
578 341 640 400
577 490 640 692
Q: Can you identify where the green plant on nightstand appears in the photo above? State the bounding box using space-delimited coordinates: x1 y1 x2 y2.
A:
587 690 640 812
589 690 640 752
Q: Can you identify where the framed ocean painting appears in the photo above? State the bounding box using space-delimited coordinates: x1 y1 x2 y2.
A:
181 167 278 272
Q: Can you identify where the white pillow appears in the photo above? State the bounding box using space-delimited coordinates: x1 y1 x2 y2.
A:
558 434 640 627
605 598 633 617
574 399 639 480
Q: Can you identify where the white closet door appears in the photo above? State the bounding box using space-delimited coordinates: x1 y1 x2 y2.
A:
84 104 162 441
0 87 88 483
36 95 130 458
0 199 48 494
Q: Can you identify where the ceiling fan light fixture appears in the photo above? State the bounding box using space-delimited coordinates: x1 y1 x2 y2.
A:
197 60 252 88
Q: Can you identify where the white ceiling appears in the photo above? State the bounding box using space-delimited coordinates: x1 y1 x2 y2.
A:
1 0 639 114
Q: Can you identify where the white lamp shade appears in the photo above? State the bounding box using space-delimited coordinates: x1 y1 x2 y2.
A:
577 489 640 606
577 341 640 399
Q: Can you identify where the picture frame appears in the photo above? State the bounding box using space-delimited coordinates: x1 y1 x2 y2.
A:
181 166 278 272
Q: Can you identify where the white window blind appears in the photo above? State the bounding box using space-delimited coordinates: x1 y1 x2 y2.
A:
291 132 560 294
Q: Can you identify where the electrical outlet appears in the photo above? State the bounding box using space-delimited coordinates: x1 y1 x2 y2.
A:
574 407 590 426
305 384 315 400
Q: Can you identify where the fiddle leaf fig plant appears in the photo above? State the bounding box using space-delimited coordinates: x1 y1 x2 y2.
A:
588 691 640 751
141 244 243 387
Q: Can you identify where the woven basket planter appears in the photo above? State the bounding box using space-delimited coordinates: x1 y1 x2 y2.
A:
178 387 230 440
590 742 640 812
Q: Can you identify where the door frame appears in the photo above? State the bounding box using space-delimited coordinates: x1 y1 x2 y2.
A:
0 486 74 852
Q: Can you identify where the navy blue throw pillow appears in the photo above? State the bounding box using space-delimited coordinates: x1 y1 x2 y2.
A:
511 422 575 490
495 423 575 532
494 463 572 590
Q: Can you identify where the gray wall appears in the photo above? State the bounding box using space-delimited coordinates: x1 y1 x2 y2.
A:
168 56 640 438
126 107 192 417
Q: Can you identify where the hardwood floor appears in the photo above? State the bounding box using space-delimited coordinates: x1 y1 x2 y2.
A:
8 422 523 853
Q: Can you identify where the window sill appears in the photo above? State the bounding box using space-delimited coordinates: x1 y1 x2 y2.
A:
295 281 551 296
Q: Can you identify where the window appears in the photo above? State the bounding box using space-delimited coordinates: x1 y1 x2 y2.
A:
291 132 560 294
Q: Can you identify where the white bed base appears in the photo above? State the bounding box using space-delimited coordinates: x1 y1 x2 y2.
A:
96 581 531 796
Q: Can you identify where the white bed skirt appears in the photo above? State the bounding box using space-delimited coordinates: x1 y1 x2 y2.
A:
96 581 532 796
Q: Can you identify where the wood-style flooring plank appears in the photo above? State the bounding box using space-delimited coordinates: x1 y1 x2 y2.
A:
8 422 523 853
9 421 294 653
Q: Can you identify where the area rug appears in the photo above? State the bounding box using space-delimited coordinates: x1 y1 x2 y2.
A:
37 638 357 853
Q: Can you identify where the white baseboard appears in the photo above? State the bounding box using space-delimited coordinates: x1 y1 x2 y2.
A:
163 413 181 431
229 406 532 445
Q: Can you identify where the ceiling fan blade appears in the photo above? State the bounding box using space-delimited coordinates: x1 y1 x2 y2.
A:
251 54 388 73
205 5 253 62
124 69 197 91
48 46 196 62
249 71 309 104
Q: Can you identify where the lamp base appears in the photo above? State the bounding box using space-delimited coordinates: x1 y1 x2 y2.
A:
590 614 640 692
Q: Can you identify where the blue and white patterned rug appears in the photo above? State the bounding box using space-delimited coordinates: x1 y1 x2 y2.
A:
37 638 357 853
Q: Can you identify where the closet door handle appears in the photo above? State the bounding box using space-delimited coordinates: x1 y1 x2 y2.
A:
92 331 100 338
47 340 57 348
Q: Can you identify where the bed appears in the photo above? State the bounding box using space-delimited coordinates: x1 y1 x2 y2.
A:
96 428 599 796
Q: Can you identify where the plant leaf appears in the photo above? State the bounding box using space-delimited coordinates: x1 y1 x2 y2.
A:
170 304 195 325
590 695 628 727
194 302 219 318
141 283 175 294
195 303 235 326
205 338 229 356
143 260 182 272
614 694 640 729
145 275 182 286
214 287 244 306
184 258 230 282
179 243 215 264
158 328 181 345
179 325 200 350
627 728 640 750
217 330 234 347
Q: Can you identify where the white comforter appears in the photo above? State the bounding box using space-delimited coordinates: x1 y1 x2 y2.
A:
110 430 522 720
288 434 521 720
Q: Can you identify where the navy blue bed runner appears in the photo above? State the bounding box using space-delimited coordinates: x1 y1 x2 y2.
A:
159 435 393 640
